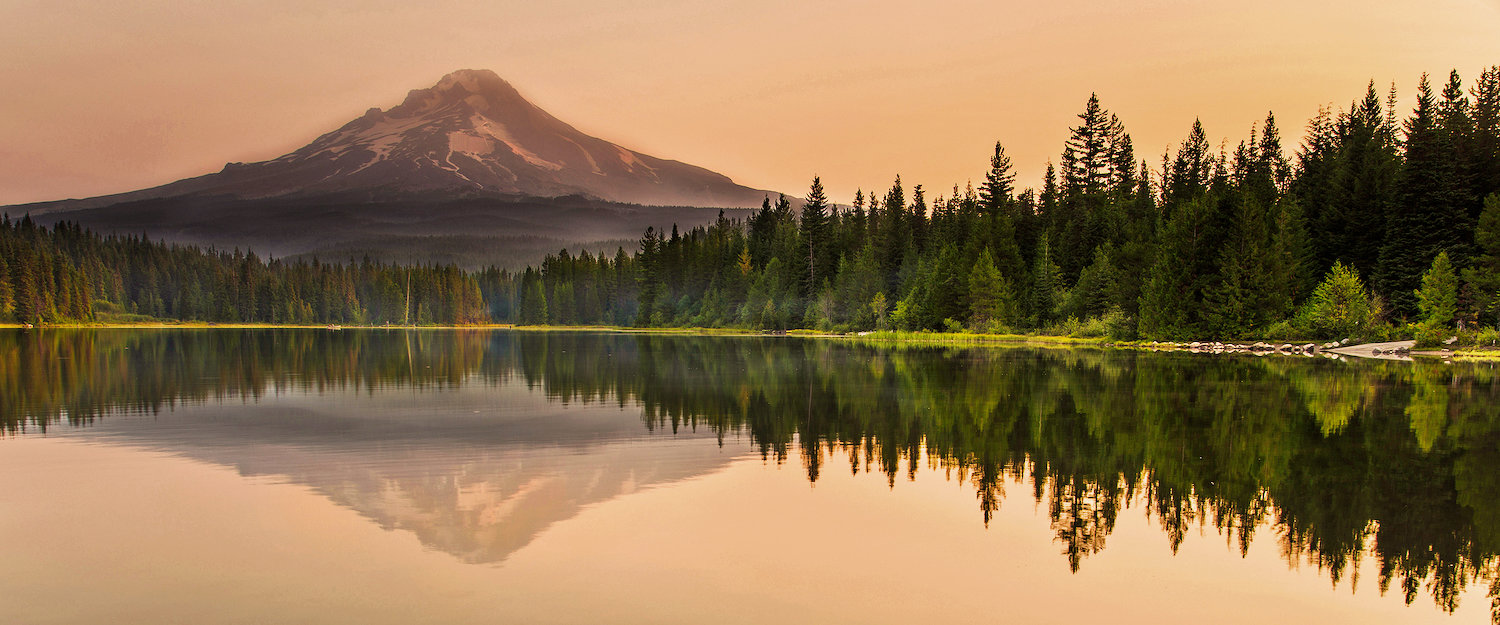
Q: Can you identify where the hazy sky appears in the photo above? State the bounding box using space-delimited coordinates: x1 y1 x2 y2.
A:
3 0 1500 206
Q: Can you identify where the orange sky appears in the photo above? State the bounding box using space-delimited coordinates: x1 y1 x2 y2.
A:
3 0 1500 207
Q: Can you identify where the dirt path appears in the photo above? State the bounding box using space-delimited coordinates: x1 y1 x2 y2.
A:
1327 340 1416 360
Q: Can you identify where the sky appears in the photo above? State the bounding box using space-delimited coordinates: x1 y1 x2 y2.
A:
3 0 1500 207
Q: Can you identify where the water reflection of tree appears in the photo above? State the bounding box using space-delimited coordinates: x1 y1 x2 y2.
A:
0 329 493 432
3 329 1498 619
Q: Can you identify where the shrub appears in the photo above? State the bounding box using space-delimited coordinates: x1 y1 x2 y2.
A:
1416 252 1459 328
1104 310 1138 341
1047 315 1110 338
1414 323 1450 349
1264 320 1305 341
1297 262 1378 339
1361 322 1413 343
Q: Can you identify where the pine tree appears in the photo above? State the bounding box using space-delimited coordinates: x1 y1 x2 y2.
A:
1109 162 1157 317
1242 112 1289 206
1324 82 1399 281
1108 116 1137 196
1056 94 1126 278
1030 237 1063 327
1470 66 1500 210
736 245 752 277
1270 197 1315 308
525 278 555 323
1166 119 1213 210
612 247 634 323
1203 116 1289 338
1293 105 1341 272
1299 262 1376 339
1139 195 1215 339
800 176 833 297
748 196 775 271
878 176 908 293
636 227 662 325
833 245 882 328
1462 194 1500 325
0 251 11 317
908 184 929 254
10 247 40 324
870 291 890 330
1416 251 1458 328
984 208 1026 290
979 141 1016 216
967 248 1017 332
1060 246 1116 321
1439 70 1476 206
552 280 576 325
1039 163 1059 243
1062 94 1115 196
926 243 968 325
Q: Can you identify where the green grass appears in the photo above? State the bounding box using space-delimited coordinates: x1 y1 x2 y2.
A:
835 329 1110 348
1451 346 1500 361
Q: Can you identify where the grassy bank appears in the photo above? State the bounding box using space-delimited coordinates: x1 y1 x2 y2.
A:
2 321 1113 344
826 329 1109 348
1451 347 1500 361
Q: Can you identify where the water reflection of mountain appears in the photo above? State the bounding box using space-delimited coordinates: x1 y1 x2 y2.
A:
75 388 738 565
3 329 1498 618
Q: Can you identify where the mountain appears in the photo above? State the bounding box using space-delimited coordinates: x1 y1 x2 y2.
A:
13 70 777 267
26 69 772 211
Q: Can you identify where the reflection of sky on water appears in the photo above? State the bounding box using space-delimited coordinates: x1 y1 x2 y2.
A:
1 433 1484 625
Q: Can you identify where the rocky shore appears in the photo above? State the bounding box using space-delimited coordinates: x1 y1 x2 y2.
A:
1143 339 1417 359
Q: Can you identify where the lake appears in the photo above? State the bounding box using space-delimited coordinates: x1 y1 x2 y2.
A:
1 329 1496 624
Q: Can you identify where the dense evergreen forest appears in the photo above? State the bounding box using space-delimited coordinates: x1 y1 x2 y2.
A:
0 217 488 325
487 67 1500 341
5 66 1500 341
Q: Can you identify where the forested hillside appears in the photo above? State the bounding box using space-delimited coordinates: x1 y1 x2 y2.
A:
6 67 1500 341
0 217 488 325
496 67 1500 341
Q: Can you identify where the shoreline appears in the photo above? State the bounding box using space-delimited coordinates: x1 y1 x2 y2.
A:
4 322 1491 359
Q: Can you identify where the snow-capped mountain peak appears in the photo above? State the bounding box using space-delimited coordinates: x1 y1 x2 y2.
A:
72 69 770 208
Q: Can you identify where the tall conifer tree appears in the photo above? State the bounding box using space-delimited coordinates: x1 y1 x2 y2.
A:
1378 74 1470 316
799 176 833 297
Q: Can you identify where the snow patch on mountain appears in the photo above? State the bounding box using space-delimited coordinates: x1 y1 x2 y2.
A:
447 131 496 157
470 116 563 171
615 146 659 181
562 136 604 175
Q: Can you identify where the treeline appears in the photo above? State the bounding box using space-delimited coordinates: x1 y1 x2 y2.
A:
0 216 487 325
501 67 1500 340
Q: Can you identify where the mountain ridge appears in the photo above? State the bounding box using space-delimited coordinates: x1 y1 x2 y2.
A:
14 69 774 214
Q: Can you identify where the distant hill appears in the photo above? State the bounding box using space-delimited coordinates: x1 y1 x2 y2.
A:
12 69 777 267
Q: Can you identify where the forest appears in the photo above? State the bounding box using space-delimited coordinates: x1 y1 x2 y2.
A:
497 66 1500 342
4 66 1499 341
0 217 488 326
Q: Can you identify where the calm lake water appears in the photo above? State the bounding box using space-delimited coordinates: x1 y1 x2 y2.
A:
1 329 1497 624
